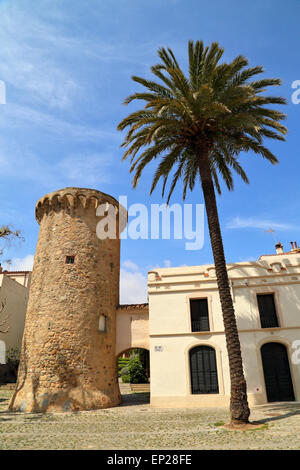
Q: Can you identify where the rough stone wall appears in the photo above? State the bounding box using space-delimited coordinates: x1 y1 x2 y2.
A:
9 187 123 412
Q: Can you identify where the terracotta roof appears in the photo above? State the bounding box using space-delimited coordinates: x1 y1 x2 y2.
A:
117 303 149 310
4 270 31 274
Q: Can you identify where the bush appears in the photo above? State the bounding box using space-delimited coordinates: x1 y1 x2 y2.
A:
5 347 20 379
128 356 148 384
118 357 130 376
6 347 20 364
120 366 129 377
121 374 130 383
118 358 129 367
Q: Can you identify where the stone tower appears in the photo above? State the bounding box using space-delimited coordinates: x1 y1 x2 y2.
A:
9 187 125 412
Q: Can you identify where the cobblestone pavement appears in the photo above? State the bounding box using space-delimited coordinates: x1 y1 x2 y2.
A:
0 388 299 450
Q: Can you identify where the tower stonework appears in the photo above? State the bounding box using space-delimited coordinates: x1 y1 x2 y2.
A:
9 187 124 412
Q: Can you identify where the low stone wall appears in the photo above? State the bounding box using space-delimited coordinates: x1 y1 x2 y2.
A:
130 383 150 393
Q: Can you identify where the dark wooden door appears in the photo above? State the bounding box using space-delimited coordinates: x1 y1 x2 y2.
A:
261 342 295 402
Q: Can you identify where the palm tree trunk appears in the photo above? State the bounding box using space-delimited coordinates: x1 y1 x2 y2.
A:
198 149 250 425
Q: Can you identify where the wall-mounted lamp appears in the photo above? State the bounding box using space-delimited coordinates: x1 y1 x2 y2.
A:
98 314 107 332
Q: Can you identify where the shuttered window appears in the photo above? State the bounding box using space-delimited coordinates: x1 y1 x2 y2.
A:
257 294 279 328
190 346 219 394
190 298 210 332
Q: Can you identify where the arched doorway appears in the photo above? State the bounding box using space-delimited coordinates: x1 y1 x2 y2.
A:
189 345 219 394
116 348 150 404
261 342 295 402
118 348 150 382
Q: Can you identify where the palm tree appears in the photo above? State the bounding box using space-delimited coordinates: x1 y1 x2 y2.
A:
117 40 287 425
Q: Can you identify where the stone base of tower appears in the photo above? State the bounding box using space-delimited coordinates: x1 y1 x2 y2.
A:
9 383 121 413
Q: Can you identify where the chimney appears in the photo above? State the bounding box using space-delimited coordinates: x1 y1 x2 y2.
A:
275 242 283 254
290 241 295 250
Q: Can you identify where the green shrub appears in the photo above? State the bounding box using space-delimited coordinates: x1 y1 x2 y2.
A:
118 358 130 368
118 358 129 365
118 357 130 376
128 356 148 384
6 347 20 364
122 374 130 383
120 366 129 376
5 347 20 378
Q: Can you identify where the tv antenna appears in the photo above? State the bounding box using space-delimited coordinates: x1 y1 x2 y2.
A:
262 227 277 243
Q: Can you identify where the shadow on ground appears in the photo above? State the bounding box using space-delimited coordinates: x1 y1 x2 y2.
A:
119 393 150 407
253 401 300 424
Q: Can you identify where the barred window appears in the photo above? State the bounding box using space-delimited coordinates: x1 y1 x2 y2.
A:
190 298 210 332
190 346 219 394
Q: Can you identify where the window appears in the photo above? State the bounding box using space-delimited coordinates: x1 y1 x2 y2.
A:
257 294 279 328
190 298 210 331
65 256 75 264
190 346 219 394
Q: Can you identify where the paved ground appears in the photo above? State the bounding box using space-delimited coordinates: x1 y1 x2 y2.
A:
0 386 299 450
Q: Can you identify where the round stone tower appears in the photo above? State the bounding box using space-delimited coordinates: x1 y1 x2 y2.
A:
9 187 125 412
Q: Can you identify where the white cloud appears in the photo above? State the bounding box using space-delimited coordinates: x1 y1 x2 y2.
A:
122 260 139 271
0 104 119 141
57 153 112 185
0 3 154 113
120 261 147 304
147 259 173 270
0 6 79 109
0 142 113 187
238 256 257 262
226 217 295 231
3 254 34 271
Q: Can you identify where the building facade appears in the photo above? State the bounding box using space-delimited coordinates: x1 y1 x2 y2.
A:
0 269 30 364
148 243 300 407
3 186 300 410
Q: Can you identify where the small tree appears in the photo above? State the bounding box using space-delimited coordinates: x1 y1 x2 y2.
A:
128 356 148 384
0 225 24 268
0 226 22 240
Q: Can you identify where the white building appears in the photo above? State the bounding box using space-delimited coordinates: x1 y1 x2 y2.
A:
2 242 300 409
148 242 300 407
0 269 30 364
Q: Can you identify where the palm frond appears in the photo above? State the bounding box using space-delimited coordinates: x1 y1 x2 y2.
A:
118 40 287 201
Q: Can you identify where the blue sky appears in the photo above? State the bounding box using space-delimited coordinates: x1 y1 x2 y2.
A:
0 0 299 303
